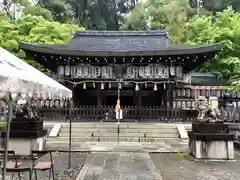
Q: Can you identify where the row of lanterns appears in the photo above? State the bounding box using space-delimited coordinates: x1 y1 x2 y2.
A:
81 81 169 91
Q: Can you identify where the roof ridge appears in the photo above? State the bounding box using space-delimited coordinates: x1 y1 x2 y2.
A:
74 30 168 37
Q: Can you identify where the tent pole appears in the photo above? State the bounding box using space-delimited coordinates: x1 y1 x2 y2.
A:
2 101 12 180
68 99 72 170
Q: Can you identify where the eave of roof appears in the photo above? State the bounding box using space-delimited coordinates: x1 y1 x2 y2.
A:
19 41 223 57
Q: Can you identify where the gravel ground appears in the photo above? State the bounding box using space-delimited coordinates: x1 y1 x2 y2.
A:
1 152 89 180
150 152 240 180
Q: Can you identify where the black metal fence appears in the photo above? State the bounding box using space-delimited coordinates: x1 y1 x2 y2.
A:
39 105 198 122
38 105 240 123
1 100 240 123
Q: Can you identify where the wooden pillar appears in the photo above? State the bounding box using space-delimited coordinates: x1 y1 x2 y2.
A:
136 85 142 121
137 86 142 107
168 83 173 108
163 84 168 108
158 84 163 107
97 83 102 107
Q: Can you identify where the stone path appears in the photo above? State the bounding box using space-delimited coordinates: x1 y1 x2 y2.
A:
46 140 189 153
151 153 240 180
77 152 162 180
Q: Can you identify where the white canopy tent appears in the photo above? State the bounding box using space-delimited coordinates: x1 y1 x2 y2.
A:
0 47 72 99
0 47 73 180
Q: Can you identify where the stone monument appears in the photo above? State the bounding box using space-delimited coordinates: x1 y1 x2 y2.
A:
188 96 235 160
1 94 47 156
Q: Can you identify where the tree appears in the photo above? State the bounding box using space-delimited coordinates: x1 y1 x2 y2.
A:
0 15 85 71
38 0 74 23
189 0 240 12
67 0 121 30
23 5 53 21
182 7 240 90
37 0 138 30
122 0 200 42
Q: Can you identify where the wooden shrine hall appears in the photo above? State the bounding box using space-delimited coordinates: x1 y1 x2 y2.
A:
20 30 224 121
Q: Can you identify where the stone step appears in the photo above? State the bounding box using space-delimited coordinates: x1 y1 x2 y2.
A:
60 128 99 132
60 128 177 133
57 132 178 138
46 137 179 144
47 136 179 142
59 133 144 137
47 137 99 142
125 124 177 129
58 132 93 137
60 128 118 133
145 133 178 138
62 123 118 128
62 123 177 129
59 132 118 137
139 137 179 142
138 128 177 133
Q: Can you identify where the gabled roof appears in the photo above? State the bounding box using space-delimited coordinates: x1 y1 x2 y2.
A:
19 30 223 57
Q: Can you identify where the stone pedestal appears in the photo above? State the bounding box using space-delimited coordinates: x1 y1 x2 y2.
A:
188 122 235 160
1 117 47 156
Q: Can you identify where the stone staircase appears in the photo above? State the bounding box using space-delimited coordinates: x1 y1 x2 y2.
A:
46 123 180 147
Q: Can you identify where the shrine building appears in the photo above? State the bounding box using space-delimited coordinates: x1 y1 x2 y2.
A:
20 30 224 121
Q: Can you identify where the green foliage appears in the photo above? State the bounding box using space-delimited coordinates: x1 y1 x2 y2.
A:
0 13 9 21
0 123 7 132
23 5 53 21
122 0 205 43
38 0 75 23
121 3 148 30
123 2 240 91
183 7 240 90
189 0 240 12
0 14 84 71
38 0 138 30
24 60 48 72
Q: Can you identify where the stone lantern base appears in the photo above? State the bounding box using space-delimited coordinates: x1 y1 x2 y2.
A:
188 122 235 160
1 117 47 156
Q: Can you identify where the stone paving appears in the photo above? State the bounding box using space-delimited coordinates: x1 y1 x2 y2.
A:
151 153 240 180
45 139 189 153
0 152 88 180
76 152 240 180
77 152 162 180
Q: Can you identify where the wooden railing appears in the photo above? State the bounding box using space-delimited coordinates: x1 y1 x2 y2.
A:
39 105 198 122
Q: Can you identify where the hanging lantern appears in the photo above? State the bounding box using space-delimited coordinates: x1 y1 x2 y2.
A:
154 83 158 91
58 65 64 76
83 82 86 89
101 82 104 90
135 84 139 91
119 82 122 89
108 82 111 89
145 83 147 88
64 65 71 76
164 83 166 89
93 82 95 88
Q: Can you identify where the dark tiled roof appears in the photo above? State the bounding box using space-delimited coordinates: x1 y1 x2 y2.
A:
20 30 223 55
69 30 170 51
